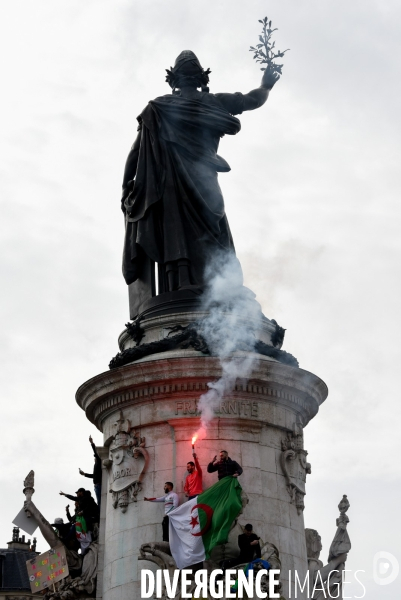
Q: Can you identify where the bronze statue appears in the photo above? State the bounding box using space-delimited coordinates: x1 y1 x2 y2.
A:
121 48 279 315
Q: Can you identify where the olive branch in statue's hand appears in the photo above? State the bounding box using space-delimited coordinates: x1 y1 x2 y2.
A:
250 17 289 88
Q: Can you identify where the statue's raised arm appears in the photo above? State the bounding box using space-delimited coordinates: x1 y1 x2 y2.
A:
212 66 279 119
242 67 280 110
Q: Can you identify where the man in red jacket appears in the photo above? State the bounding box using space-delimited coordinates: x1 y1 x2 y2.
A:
184 453 203 500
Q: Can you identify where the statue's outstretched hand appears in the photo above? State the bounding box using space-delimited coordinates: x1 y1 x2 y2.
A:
261 67 280 90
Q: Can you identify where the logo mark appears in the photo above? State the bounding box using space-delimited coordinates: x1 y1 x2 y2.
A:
373 551 399 585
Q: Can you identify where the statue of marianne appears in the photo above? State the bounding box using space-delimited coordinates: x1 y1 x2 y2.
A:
121 50 279 303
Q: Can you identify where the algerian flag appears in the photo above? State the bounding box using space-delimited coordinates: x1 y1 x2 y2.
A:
75 516 92 551
168 476 242 569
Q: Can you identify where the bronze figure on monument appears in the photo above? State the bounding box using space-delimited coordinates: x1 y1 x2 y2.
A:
121 47 280 316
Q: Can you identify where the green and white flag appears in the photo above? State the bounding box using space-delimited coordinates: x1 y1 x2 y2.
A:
168 476 242 569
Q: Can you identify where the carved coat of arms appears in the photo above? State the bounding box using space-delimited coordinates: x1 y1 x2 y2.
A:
104 411 149 512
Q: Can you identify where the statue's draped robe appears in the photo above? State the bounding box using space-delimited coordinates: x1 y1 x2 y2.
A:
122 93 243 287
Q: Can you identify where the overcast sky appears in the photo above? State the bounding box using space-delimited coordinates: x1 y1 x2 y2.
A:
0 1 400 597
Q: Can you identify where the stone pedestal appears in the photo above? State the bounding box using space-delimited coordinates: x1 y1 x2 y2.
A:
76 346 327 600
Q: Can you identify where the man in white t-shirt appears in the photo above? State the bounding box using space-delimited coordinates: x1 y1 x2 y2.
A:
144 481 179 541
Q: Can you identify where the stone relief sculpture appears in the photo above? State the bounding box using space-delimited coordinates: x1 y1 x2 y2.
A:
103 410 149 512
305 496 351 599
280 422 311 513
22 472 98 599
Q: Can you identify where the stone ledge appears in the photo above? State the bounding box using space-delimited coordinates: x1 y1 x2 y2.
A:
76 354 327 431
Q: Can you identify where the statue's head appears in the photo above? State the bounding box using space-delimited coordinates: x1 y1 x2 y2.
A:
305 528 323 559
166 50 211 93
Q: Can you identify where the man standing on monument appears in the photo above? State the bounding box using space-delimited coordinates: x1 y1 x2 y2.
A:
184 453 203 500
221 523 262 569
144 482 179 542
238 524 262 562
78 435 102 506
59 487 86 507
121 50 279 306
207 450 243 480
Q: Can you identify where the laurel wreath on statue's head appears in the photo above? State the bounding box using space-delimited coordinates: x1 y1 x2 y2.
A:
165 66 211 91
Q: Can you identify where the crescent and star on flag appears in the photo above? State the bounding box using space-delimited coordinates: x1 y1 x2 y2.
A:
190 503 214 537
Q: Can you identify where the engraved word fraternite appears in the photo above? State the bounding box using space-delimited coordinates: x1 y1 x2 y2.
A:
121 50 279 312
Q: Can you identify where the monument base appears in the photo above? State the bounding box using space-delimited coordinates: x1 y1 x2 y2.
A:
76 348 327 600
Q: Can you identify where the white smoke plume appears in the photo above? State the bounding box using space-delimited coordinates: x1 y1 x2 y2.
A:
194 251 263 439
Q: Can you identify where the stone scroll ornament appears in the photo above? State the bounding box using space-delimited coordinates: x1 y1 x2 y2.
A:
280 419 311 514
103 411 149 512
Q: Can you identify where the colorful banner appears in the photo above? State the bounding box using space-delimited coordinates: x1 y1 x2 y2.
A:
26 545 69 593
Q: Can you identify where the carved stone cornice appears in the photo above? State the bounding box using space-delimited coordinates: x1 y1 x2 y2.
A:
76 354 328 431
